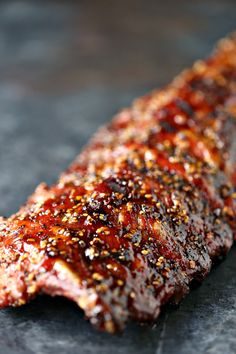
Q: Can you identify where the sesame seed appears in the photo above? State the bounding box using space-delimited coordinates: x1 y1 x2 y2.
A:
141 249 150 255
117 279 124 286
92 273 103 281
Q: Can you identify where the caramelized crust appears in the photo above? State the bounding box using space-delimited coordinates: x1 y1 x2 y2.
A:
1 34 236 332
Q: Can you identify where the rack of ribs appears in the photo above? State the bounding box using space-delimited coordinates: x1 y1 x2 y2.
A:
1 33 236 333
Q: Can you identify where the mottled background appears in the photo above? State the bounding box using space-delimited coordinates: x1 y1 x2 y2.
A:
0 1 236 353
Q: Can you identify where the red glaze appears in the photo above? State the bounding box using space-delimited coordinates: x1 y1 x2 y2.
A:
1 34 236 332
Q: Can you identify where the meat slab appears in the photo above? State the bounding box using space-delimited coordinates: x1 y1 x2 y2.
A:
1 34 236 333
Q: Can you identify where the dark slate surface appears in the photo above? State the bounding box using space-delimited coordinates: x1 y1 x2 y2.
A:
0 1 236 353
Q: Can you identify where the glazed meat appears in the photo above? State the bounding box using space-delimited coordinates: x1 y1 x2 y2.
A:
1 34 236 333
